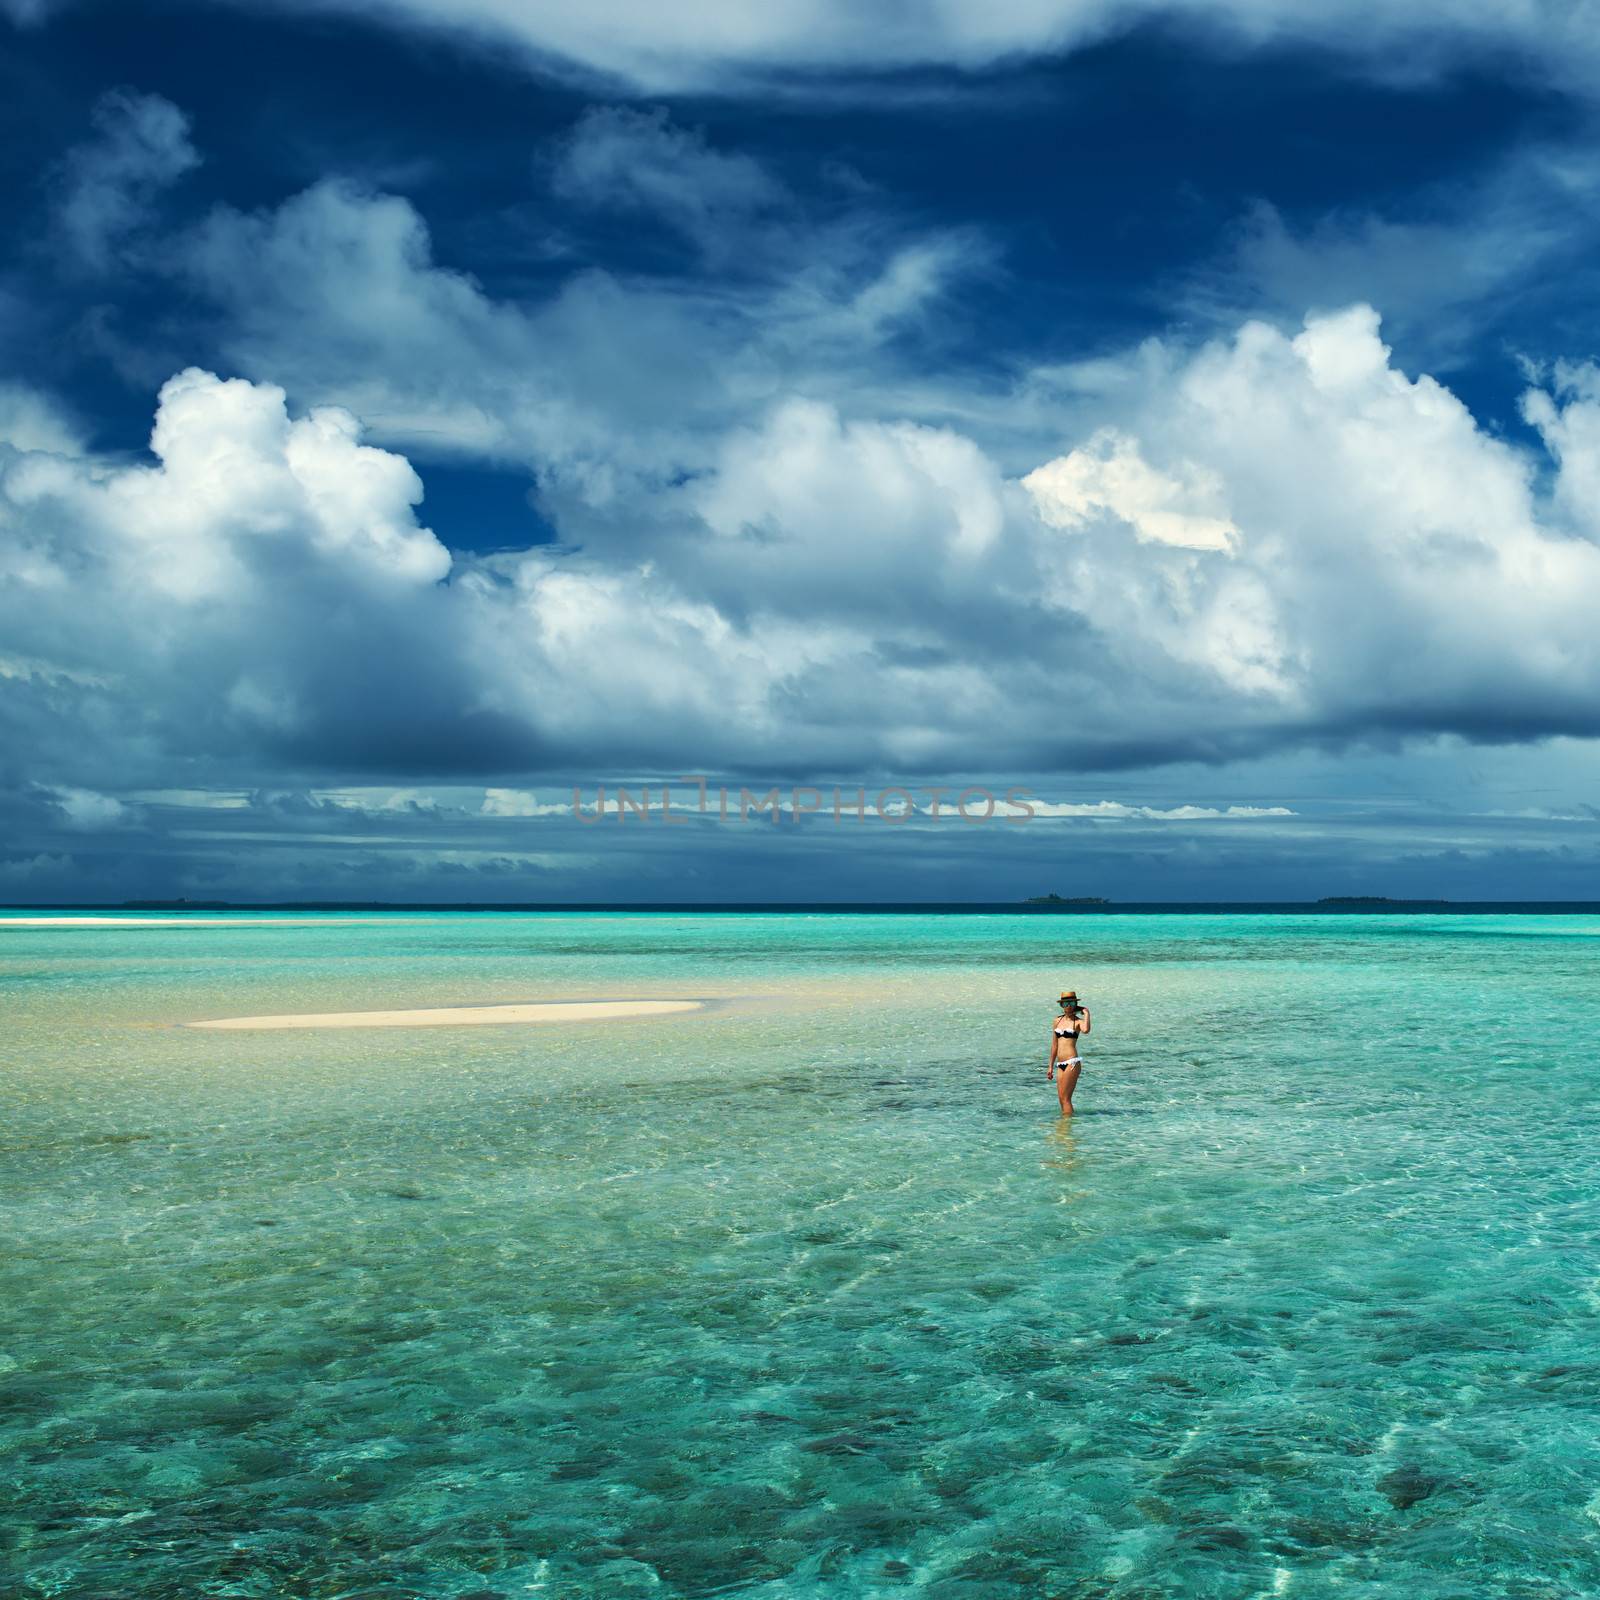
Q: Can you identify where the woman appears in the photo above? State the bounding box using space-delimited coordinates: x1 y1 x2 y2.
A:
1048 991 1091 1115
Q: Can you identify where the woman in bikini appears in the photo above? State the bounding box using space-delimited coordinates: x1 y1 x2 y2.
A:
1048 991 1091 1115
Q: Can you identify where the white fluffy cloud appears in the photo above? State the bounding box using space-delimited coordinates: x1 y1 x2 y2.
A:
1023 431 1239 552
1521 361 1600 541
0 368 468 786
6 367 448 603
207 0 1600 94
6 300 1600 809
181 170 987 529
1027 305 1600 726
0 382 81 455
694 398 1006 568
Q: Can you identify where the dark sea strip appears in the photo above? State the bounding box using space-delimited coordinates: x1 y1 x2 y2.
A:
5 901 1600 915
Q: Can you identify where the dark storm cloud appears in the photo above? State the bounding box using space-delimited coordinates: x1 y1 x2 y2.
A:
3 768 1597 904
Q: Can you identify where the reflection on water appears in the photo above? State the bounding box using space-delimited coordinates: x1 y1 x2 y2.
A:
1042 1116 1081 1180
3 911 1599 1598
1042 1116 1093 1211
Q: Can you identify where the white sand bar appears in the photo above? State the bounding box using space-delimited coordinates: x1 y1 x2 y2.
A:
189 998 704 1030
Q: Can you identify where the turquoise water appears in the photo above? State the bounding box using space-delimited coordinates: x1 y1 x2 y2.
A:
4 911 1599 1598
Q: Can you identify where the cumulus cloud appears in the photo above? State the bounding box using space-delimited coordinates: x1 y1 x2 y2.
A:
0 382 81 455
1023 430 1239 552
54 90 200 271
694 398 1005 567
0 368 481 786
186 181 536 459
7 303 1600 819
1020 305 1600 728
209 1 1600 95
10 366 451 599
180 164 986 524
1520 361 1600 542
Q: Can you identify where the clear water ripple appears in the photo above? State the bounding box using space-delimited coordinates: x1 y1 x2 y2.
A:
2 912 1599 1597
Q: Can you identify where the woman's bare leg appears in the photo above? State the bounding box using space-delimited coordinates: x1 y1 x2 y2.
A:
1056 1062 1082 1115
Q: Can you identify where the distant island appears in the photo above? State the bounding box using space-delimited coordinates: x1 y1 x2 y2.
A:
1316 896 1454 907
121 899 233 910
1023 895 1110 906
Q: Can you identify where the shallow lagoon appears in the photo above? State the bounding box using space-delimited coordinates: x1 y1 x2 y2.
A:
4 911 1599 1597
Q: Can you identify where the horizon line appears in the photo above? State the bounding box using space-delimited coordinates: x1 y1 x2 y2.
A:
6 899 1600 915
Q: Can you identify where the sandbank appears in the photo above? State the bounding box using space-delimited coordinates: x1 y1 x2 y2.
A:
188 998 704 1030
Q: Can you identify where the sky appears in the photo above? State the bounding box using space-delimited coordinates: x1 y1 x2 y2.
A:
3 0 1600 903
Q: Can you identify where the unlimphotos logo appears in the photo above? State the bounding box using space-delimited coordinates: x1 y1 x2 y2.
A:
569 779 1036 825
